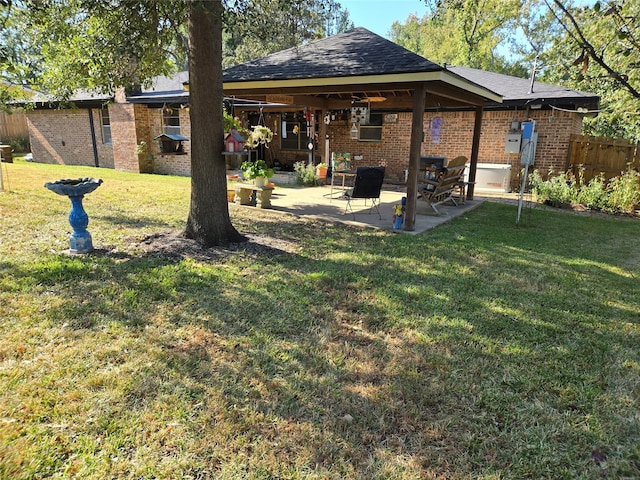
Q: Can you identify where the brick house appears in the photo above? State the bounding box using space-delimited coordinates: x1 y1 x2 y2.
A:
26 28 598 192
26 72 191 175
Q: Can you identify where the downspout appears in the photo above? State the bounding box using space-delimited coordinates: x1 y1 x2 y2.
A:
87 108 100 167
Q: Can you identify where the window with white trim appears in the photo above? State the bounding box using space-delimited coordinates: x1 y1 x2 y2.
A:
101 108 112 144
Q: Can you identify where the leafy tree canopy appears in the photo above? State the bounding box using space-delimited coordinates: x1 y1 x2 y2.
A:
539 0 640 139
223 0 352 67
390 0 526 76
0 0 352 101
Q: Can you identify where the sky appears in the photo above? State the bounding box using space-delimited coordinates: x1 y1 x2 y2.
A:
338 0 428 39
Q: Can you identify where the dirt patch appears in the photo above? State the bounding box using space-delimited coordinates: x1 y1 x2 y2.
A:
133 230 300 261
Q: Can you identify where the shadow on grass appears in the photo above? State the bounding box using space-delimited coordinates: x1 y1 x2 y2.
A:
2 202 639 478
94 212 178 229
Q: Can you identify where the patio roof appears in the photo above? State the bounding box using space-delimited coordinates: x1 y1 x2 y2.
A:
222 27 502 109
447 66 600 109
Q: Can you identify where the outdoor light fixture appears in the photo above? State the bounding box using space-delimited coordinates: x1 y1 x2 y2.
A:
350 123 358 139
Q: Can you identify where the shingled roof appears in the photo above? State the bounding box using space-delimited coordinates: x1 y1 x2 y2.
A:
223 27 443 82
222 27 501 108
447 66 599 108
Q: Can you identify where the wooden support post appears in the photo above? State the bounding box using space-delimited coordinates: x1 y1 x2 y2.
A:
467 105 484 200
404 83 426 231
319 108 328 165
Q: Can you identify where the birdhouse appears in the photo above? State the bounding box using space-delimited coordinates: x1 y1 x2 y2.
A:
225 128 245 153
154 133 188 154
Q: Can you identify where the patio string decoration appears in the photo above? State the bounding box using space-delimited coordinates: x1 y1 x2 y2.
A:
44 177 103 254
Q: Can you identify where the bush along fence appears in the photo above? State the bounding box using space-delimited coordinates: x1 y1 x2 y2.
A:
529 167 640 216
567 134 640 183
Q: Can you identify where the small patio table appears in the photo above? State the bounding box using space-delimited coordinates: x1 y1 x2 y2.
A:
329 169 357 200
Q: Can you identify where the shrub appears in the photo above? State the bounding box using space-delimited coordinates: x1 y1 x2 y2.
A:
294 161 319 186
531 166 640 215
7 136 30 153
529 169 577 207
576 172 608 210
604 169 640 214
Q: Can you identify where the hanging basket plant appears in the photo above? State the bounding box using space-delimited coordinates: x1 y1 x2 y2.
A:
245 125 273 149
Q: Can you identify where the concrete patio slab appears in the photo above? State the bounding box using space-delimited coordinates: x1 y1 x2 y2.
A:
239 184 485 234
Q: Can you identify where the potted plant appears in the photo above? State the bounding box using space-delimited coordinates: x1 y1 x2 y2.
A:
315 162 328 183
241 159 274 187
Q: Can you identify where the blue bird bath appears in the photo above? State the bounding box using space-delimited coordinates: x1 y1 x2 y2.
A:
45 177 103 254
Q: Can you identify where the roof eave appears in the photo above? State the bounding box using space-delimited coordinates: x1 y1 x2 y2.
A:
224 70 502 105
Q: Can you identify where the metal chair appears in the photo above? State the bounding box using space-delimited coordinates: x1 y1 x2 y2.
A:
344 166 385 219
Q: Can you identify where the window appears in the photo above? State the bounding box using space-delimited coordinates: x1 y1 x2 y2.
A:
163 107 181 135
101 108 112 144
280 113 306 150
359 113 383 142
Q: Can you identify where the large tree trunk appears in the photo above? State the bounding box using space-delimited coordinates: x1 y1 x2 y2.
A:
185 0 245 246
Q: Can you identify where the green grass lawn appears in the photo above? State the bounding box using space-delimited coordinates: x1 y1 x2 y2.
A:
1 160 639 479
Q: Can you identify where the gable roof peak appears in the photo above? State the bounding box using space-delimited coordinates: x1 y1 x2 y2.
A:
223 26 442 82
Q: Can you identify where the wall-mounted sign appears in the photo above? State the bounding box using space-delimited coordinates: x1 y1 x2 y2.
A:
266 94 294 104
384 114 398 123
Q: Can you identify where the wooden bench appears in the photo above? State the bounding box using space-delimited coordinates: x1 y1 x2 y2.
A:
418 155 468 215
233 183 274 208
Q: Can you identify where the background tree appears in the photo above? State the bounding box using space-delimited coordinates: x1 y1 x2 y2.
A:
390 0 526 75
222 0 351 67
0 1 36 107
540 0 640 139
511 0 562 63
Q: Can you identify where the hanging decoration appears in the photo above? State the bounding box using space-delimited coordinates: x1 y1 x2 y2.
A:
429 117 444 144
350 123 358 139
245 126 273 148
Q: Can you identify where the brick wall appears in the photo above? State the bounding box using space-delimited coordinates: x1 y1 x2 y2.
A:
133 105 152 173
28 101 583 188
148 106 192 176
27 109 113 167
110 102 140 173
320 109 583 188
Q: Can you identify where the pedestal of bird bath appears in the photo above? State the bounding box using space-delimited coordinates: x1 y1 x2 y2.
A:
44 178 103 254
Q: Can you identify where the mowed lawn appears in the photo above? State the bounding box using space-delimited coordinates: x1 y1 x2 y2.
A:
1 160 639 479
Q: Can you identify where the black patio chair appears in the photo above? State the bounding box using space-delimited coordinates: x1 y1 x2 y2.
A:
344 166 385 219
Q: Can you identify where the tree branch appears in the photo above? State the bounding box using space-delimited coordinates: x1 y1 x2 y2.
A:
549 0 640 99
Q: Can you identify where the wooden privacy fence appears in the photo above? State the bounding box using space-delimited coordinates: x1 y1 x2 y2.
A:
0 110 29 140
567 134 640 183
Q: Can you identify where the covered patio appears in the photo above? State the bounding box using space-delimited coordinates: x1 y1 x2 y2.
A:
235 183 485 234
223 27 502 232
